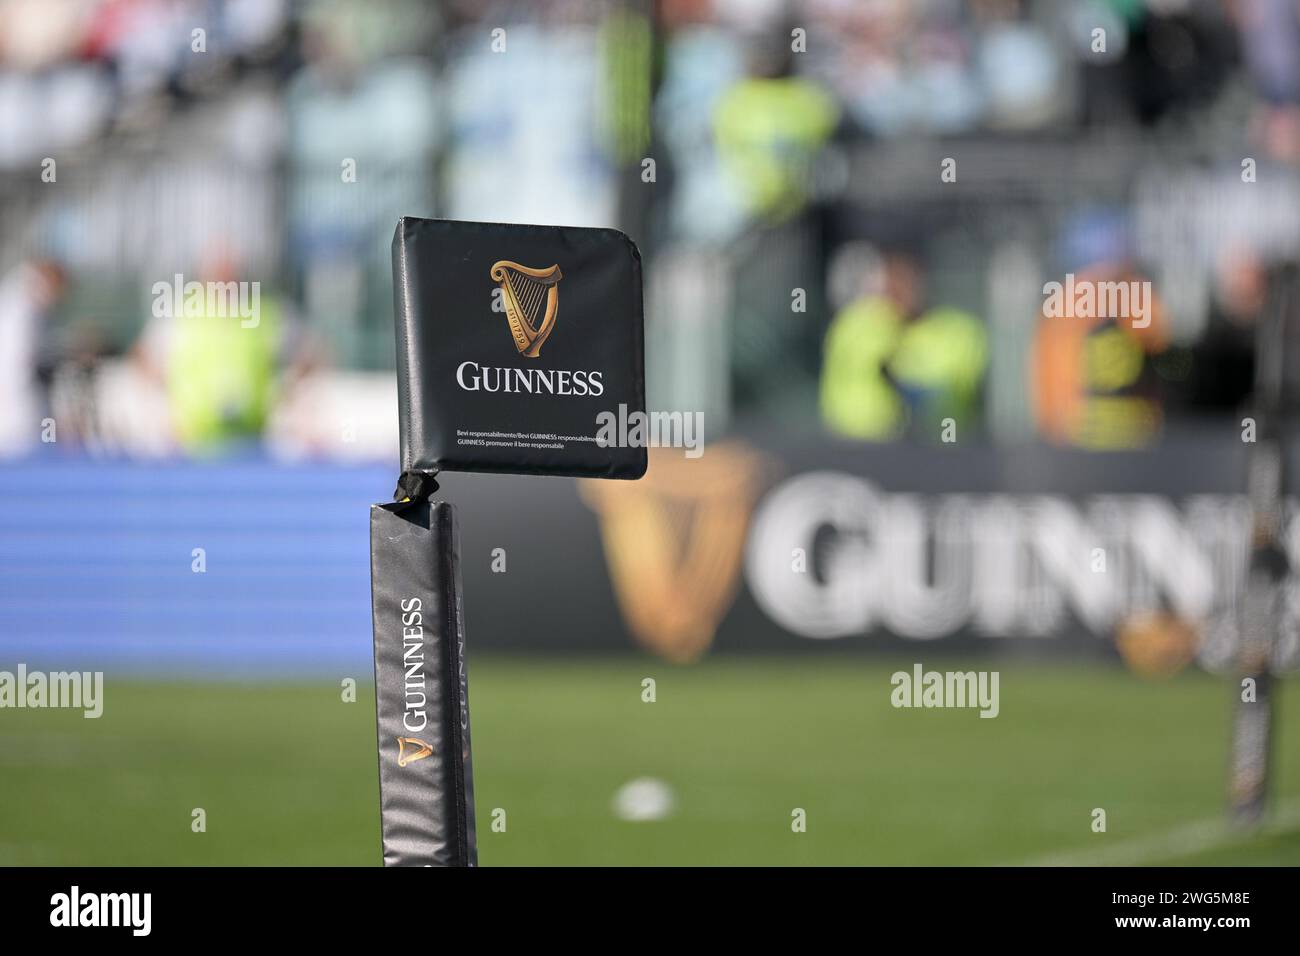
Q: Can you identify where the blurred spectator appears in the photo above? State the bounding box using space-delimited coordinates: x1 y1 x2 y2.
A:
1176 247 1262 412
132 245 315 453
1236 0 1300 164
712 26 838 223
1032 210 1169 449
0 258 65 455
820 247 986 441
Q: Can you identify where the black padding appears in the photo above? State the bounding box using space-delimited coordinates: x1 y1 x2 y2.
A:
391 217 647 480
370 499 476 867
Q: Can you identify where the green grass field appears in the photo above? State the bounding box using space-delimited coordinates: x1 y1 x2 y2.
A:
1 658 1296 866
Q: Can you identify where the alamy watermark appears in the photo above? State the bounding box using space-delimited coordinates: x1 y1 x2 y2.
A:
50 886 150 936
1042 273 1151 329
0 664 103 718
890 663 999 718
151 274 260 328
596 403 704 459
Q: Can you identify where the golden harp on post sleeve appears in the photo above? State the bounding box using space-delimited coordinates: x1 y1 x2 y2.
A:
490 260 562 357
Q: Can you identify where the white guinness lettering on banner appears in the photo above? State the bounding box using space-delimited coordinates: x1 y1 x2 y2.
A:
743 471 1281 671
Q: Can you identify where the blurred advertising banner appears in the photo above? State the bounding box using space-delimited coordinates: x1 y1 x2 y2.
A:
4 429 1296 678
447 432 1297 677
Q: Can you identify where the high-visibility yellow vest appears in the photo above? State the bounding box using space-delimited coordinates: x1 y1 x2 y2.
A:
821 297 905 440
888 305 988 434
714 77 838 219
168 297 279 451
821 298 987 440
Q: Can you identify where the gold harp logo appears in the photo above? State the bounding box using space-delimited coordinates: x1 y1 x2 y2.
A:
580 444 766 663
396 736 433 767
490 260 562 357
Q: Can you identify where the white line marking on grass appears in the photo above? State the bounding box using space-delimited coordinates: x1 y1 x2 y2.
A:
1019 798 1300 867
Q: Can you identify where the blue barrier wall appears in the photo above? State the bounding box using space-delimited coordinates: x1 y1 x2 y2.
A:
0 456 390 675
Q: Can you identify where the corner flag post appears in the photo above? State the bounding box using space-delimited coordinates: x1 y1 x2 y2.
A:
1228 263 1296 826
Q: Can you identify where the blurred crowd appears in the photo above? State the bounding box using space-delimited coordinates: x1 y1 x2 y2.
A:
2 0 1300 459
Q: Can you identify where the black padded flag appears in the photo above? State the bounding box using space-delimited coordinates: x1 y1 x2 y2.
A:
391 216 647 486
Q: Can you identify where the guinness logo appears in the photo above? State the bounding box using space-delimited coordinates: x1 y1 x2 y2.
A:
396 736 433 767
1114 611 1197 678
490 260 562 357
581 444 766 662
